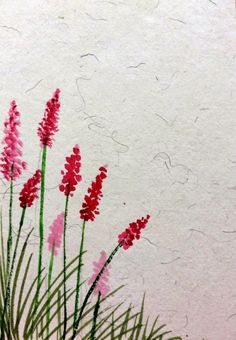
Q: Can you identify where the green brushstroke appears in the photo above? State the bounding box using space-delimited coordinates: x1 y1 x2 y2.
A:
6 177 13 279
33 145 47 337
91 291 101 340
46 244 54 337
72 219 86 334
72 242 122 339
62 194 69 340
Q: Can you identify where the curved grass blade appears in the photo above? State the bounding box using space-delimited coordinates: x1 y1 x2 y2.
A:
11 253 32 340
10 229 33 338
82 303 123 339
0 229 32 340
134 294 145 339
111 312 115 340
142 317 149 339
0 260 5 305
44 286 124 340
0 208 6 289
57 290 62 340
96 305 134 340
152 330 172 339
38 287 77 336
27 261 83 337
146 316 159 339
23 273 46 337
14 269 44 334
114 325 141 340
24 254 83 337
72 305 115 340
146 324 169 340
128 314 138 340
99 314 140 340
69 286 124 340
117 304 132 339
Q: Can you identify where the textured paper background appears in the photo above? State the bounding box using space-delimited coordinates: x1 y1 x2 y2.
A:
0 1 235 339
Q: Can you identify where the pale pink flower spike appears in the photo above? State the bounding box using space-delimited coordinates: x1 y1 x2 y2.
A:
47 212 64 256
88 251 110 298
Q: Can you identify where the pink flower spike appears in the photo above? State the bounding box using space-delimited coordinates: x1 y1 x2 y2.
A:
59 145 82 197
19 169 41 208
118 215 150 250
37 89 60 148
0 100 27 181
88 251 110 298
47 212 64 256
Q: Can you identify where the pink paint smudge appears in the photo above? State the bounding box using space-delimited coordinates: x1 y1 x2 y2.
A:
47 212 64 256
88 250 110 298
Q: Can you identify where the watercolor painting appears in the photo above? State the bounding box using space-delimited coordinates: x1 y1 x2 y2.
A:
0 91 182 339
0 1 235 339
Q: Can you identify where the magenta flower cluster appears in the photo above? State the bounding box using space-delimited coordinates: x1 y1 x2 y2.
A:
0 101 26 181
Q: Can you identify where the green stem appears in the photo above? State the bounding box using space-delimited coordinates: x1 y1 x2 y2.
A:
7 177 13 279
72 219 86 333
72 242 122 339
46 246 54 338
56 290 62 340
0 206 26 340
62 195 69 340
33 145 47 335
91 292 101 340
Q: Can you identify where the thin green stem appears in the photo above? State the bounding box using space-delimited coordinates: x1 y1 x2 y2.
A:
0 206 26 340
56 290 62 340
7 177 13 279
72 219 86 333
1 176 13 340
62 195 69 340
72 242 122 339
46 245 54 337
33 145 47 337
91 292 101 340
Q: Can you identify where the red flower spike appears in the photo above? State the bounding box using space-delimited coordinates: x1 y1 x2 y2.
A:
59 145 82 197
19 169 41 208
80 166 107 221
0 100 27 181
37 88 60 148
118 215 150 250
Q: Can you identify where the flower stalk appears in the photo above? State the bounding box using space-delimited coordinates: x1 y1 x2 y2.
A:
72 242 122 339
72 166 107 335
35 88 60 320
46 211 64 337
35 144 47 314
90 291 101 340
72 219 86 334
7 176 13 279
59 145 82 340
73 214 150 338
62 194 69 340
46 243 54 337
